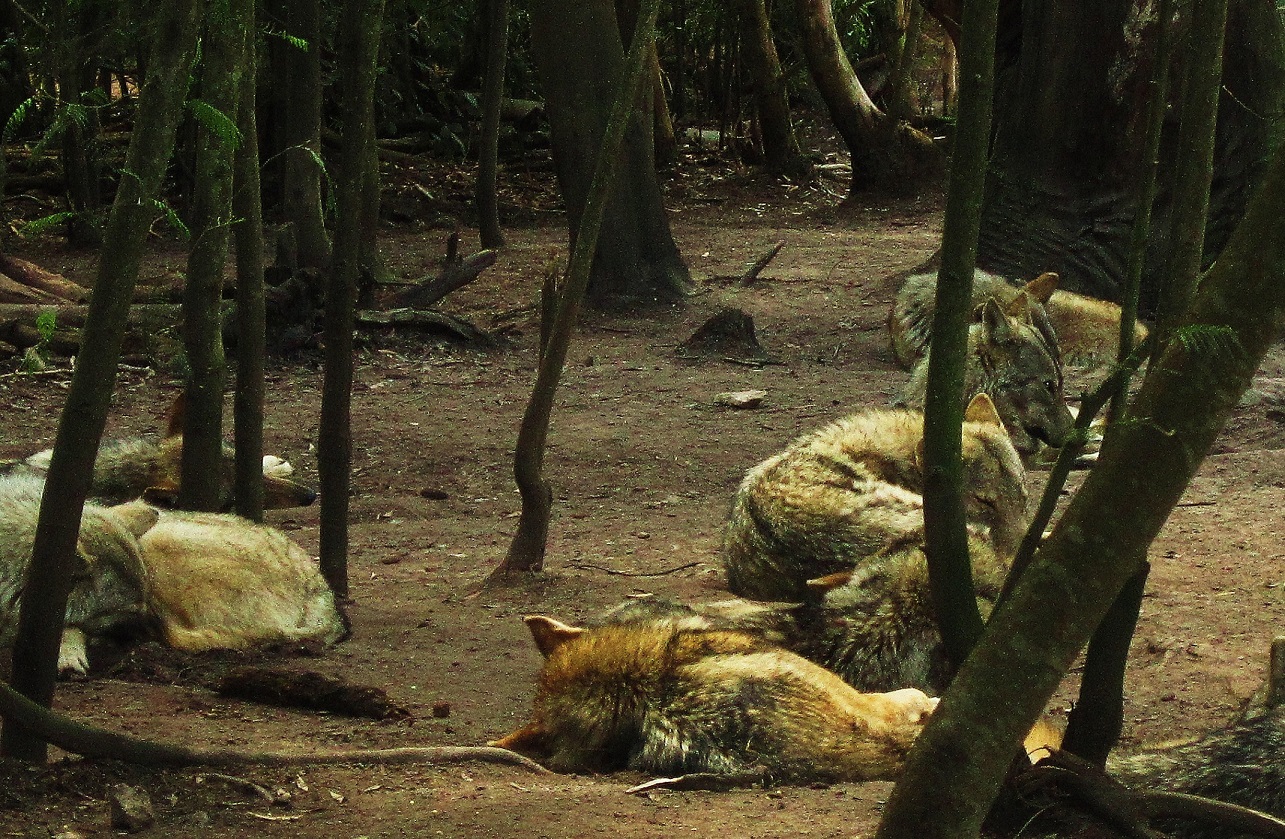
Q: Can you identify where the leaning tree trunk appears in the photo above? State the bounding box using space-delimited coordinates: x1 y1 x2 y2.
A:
530 0 690 307
232 9 267 523
735 0 809 176
793 0 937 196
976 0 1285 314
0 0 203 763
179 3 252 513
319 0 386 597
875 119 1285 839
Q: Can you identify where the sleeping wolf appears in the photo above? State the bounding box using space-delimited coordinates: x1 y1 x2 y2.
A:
19 394 316 510
723 393 1028 602
0 474 157 676
493 611 938 783
899 294 1074 458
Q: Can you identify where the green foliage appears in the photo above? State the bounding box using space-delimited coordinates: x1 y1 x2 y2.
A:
17 212 77 237
267 28 310 52
186 99 243 151
34 309 57 343
18 309 58 373
1172 323 1243 367
149 198 191 238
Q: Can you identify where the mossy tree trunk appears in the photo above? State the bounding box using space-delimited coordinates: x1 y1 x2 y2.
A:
232 8 266 523
0 0 203 763
476 0 508 249
178 0 253 513
319 0 386 596
277 0 330 270
875 126 1285 839
735 0 809 176
530 0 689 307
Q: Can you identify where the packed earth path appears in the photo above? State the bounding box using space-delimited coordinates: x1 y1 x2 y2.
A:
0 179 1283 837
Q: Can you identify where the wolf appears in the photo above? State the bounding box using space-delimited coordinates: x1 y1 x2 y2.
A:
900 294 1074 459
0 474 158 676
19 394 316 510
889 268 1149 370
723 393 1029 603
139 510 347 652
493 612 938 783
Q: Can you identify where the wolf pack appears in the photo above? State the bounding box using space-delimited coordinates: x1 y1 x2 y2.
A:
1 267 1280 832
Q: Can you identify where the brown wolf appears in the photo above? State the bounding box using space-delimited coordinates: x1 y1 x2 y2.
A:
900 294 1074 458
139 510 347 652
723 393 1028 602
889 268 1149 370
493 612 938 783
0 474 158 676
20 394 316 510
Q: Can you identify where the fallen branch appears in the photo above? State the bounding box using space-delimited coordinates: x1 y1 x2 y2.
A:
0 678 547 772
355 308 490 343
738 241 784 285
387 230 498 308
568 561 703 577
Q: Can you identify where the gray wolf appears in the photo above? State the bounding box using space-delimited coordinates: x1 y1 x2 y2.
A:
18 394 316 510
899 294 1074 458
723 393 1028 602
493 611 938 783
889 268 1149 370
139 509 346 652
0 474 158 676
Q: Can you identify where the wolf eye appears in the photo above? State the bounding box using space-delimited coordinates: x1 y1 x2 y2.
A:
1044 379 1057 394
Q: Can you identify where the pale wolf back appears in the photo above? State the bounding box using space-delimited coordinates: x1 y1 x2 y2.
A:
493 613 937 783
139 510 347 651
21 394 317 510
900 294 1074 457
0 474 158 675
889 268 1148 369
723 394 1028 602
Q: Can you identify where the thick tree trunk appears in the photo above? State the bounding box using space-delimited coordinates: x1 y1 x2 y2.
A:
530 0 689 307
875 127 1285 839
319 0 386 596
278 0 330 270
735 0 808 176
179 4 251 512
476 0 508 248
0 0 203 763
977 0 1285 315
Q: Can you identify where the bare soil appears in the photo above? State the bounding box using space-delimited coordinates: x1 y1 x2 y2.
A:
0 166 1282 838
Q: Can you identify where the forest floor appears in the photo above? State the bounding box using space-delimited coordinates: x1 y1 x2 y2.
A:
0 149 1282 838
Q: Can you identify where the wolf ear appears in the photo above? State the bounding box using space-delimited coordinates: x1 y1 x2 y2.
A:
524 615 584 657
981 297 1019 342
807 570 855 593
108 500 160 538
164 391 187 439
141 482 180 508
964 393 1004 428
1001 290 1037 322
1022 272 1059 304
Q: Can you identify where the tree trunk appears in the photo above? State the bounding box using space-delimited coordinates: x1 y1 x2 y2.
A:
319 0 386 597
918 0 998 673
976 0 1285 315
0 0 203 763
179 3 252 512
476 0 508 248
884 0 924 121
735 0 808 176
279 0 330 270
939 30 957 117
530 0 689 307
496 0 661 577
233 9 266 523
874 124 1285 839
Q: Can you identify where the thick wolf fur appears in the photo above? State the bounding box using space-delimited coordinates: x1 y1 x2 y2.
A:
139 510 347 652
723 395 1028 602
494 613 937 783
0 474 158 675
889 269 1149 370
20 397 316 510
900 294 1074 458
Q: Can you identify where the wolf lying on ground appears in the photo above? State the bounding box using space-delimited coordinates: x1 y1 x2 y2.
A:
723 393 1029 603
0 475 342 675
14 393 316 510
493 610 938 783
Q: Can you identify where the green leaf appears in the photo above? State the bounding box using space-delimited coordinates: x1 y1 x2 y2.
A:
187 99 242 151
18 212 77 237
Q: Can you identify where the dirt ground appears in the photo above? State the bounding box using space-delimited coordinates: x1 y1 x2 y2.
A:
0 163 1283 838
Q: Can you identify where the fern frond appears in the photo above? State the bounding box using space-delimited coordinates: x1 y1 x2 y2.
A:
187 99 243 151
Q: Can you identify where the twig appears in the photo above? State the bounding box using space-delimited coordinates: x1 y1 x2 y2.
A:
197 772 284 805
739 241 785 285
569 561 703 577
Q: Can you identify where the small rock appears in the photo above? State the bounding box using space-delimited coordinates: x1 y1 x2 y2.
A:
432 700 452 718
419 487 450 500
109 783 155 832
715 389 767 409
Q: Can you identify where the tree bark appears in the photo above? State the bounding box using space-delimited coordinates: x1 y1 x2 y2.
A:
918 0 998 673
278 0 330 271
530 0 689 307
319 0 386 597
233 8 266 523
875 128 1285 839
735 0 809 176
476 0 508 248
977 0 1285 315
0 0 203 763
